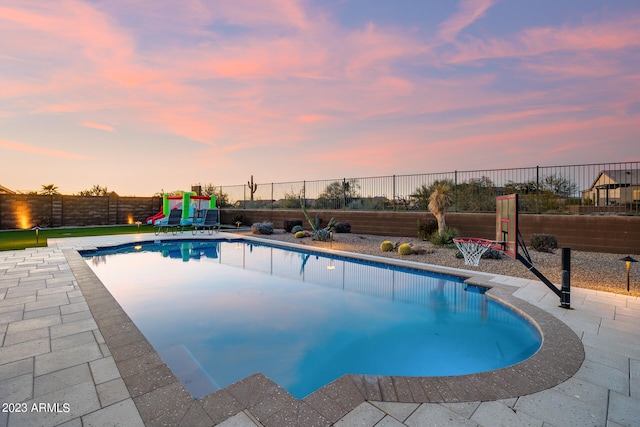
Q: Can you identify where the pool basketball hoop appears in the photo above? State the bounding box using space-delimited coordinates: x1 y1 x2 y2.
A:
455 194 571 309
453 238 498 267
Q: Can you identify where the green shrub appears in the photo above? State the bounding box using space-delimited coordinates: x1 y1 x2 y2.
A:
291 225 304 233
294 231 305 238
398 243 413 255
531 234 557 253
417 219 438 240
251 221 273 235
284 219 303 232
380 241 394 252
428 227 459 247
483 249 504 259
333 222 351 233
314 229 331 241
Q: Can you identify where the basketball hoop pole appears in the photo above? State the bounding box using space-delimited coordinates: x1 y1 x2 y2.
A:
515 232 571 309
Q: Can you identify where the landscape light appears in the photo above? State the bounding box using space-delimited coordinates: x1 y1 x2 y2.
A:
618 256 638 292
32 226 41 243
135 221 142 233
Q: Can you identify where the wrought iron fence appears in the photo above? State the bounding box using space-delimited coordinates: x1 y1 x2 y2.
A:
215 161 640 214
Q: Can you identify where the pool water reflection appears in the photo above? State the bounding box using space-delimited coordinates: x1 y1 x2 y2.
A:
82 240 541 399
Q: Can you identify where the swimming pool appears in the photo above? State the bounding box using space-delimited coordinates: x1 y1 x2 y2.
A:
82 239 541 399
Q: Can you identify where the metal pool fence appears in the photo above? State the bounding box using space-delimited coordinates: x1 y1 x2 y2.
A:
214 161 639 214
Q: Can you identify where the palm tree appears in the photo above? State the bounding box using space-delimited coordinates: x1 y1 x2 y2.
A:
428 182 453 236
40 184 59 195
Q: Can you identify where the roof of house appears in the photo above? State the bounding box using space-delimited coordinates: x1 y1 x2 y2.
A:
589 169 640 190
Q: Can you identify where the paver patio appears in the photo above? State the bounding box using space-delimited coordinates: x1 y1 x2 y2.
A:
0 233 638 426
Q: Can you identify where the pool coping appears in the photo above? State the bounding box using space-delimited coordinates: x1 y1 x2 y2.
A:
63 234 585 426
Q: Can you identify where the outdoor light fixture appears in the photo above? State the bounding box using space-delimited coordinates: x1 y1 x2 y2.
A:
619 256 638 292
329 230 334 248
32 226 41 243
135 221 142 233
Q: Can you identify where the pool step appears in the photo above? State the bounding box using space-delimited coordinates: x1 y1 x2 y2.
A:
159 344 221 399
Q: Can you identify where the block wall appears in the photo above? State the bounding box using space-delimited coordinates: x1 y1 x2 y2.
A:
0 194 162 228
222 209 640 254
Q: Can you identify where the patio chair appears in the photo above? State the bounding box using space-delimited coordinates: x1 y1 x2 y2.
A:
155 209 183 235
192 209 220 235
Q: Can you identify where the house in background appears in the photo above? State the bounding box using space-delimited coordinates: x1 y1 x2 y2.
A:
582 169 640 206
0 185 15 195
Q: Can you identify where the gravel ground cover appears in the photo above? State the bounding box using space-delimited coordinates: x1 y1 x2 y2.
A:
240 230 640 297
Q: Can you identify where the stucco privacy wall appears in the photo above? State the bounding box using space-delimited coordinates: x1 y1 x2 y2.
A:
0 194 638 254
222 209 640 254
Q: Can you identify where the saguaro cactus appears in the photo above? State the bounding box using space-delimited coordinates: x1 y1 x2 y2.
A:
247 175 258 201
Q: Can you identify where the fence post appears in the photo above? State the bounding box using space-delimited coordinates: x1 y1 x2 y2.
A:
343 178 346 210
302 181 306 208
271 183 274 210
392 175 396 211
536 165 540 214
454 170 458 212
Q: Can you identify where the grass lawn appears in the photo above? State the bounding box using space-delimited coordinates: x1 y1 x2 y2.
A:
0 225 158 251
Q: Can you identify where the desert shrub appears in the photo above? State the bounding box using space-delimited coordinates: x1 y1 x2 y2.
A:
294 231 305 238
531 234 557 253
380 241 394 252
251 221 273 235
417 219 438 240
483 249 504 259
428 227 459 247
398 243 413 255
284 219 303 232
314 229 331 241
291 225 304 233
333 222 351 233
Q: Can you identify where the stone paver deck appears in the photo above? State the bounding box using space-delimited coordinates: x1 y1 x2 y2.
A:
0 232 638 426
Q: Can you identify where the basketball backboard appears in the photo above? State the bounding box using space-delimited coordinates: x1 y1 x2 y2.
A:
496 194 518 258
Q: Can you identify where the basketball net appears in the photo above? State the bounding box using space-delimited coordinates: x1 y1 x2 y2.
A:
453 238 495 267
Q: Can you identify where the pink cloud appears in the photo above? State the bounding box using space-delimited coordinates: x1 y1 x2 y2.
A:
211 0 311 30
0 138 93 160
421 115 639 156
447 14 640 64
297 114 328 123
1 0 638 194
438 0 496 43
79 122 115 132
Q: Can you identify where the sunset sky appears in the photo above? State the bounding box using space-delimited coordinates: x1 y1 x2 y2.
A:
2 0 639 196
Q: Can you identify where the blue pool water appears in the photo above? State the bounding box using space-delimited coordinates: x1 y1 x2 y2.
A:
82 239 541 399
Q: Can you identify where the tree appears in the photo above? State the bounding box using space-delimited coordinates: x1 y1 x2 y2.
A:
280 188 304 209
196 182 230 207
456 176 496 212
77 184 109 196
410 185 430 210
541 174 577 198
40 184 59 195
428 182 453 236
411 179 455 211
504 180 538 194
315 179 360 209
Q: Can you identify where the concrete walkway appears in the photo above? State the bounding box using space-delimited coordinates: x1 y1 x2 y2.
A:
0 234 638 426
